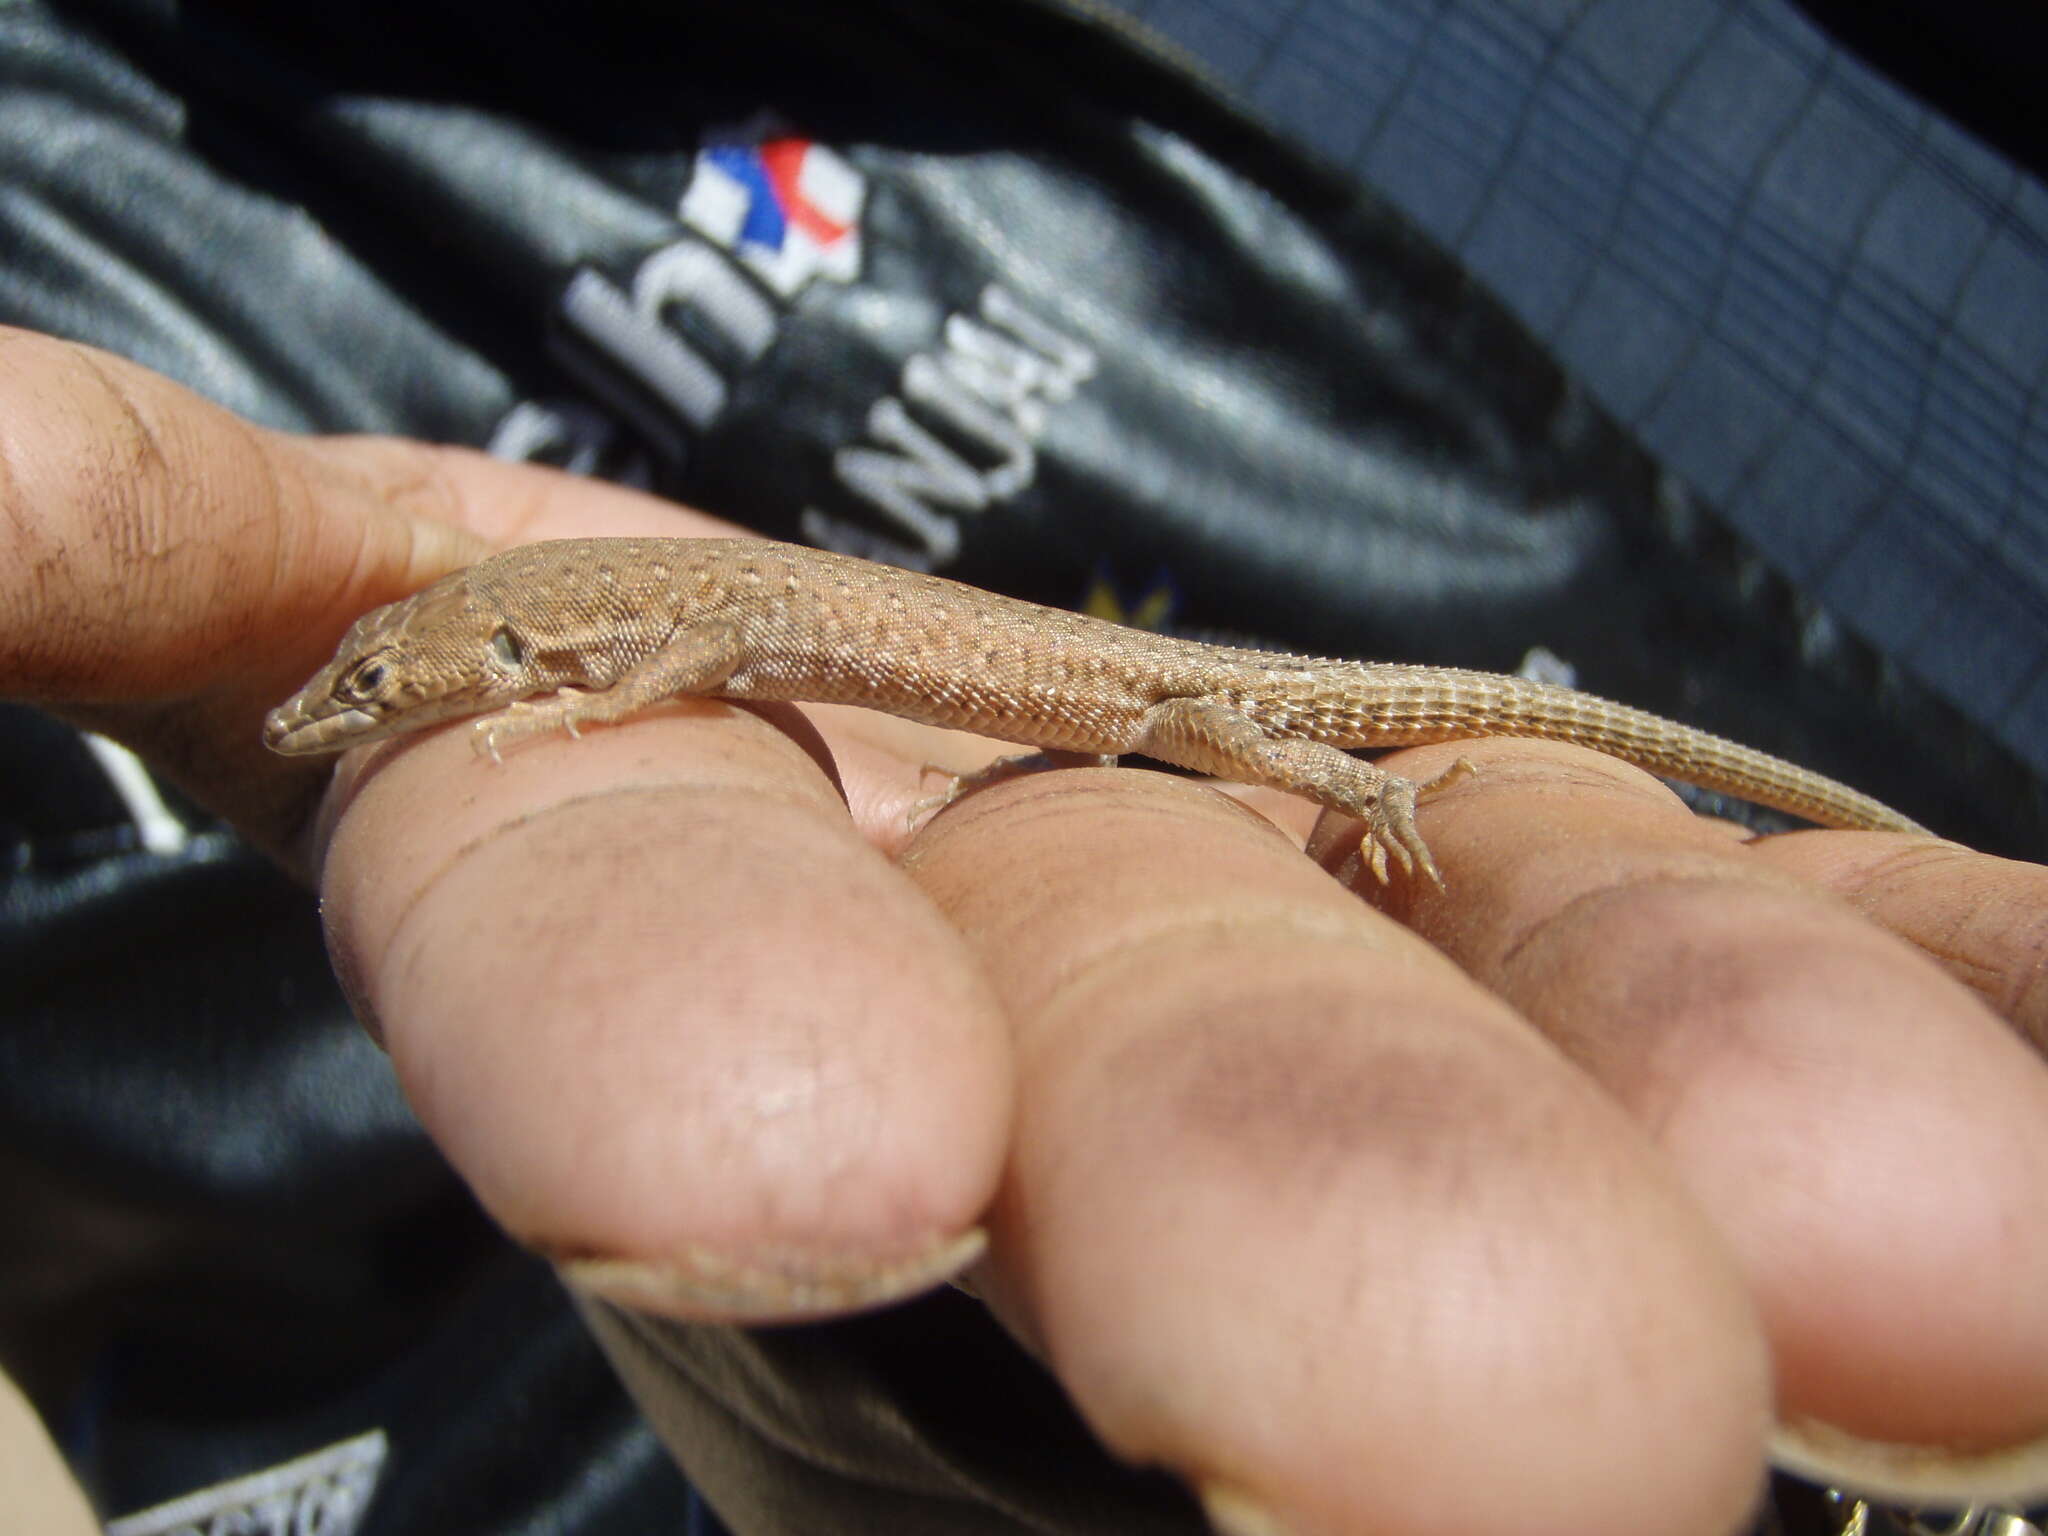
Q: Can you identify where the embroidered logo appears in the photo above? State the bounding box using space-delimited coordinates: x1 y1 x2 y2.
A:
104 1428 387 1536
680 135 865 298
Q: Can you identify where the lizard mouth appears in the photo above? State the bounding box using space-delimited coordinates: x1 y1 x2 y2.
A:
263 704 380 756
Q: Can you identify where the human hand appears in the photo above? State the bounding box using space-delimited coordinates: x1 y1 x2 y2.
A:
8 326 2047 1535
0 1363 96 1536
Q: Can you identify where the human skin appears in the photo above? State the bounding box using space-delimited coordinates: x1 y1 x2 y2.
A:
0 1366 96 1536
5 327 2048 1535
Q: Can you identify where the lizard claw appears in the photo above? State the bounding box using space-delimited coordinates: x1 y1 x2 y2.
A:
473 718 506 765
907 766 967 829
557 686 585 739
1418 756 1479 800
1363 834 1391 886
1363 777 1447 890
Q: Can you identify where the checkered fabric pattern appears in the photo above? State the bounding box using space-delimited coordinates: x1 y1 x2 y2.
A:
1099 0 2048 775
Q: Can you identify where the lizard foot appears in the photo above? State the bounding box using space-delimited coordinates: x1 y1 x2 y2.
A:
471 689 595 764
1361 758 1475 887
907 768 968 828
907 751 1118 829
1362 778 1430 888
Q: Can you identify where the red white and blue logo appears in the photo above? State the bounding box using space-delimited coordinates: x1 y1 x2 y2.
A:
679 133 866 298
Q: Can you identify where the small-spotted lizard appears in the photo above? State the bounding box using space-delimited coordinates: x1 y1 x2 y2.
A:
263 536 1927 882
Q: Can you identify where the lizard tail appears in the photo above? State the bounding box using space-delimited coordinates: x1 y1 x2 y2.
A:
1340 669 1928 835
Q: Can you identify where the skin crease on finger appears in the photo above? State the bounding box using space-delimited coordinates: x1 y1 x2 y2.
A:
904 770 1772 1536
315 693 1014 1310
0 337 480 860
1746 831 2048 1052
1372 738 2048 1453
0 333 475 704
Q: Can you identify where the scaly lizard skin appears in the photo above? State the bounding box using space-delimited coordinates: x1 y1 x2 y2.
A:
263 536 1927 882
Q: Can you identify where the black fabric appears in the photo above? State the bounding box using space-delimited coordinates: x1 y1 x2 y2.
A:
1792 0 2048 179
581 1292 1206 1535
2 2 2041 1533
1101 0 2048 796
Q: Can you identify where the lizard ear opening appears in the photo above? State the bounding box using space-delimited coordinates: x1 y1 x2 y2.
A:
490 625 525 671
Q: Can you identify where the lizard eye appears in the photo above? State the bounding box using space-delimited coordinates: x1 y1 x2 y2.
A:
341 656 391 702
490 625 525 670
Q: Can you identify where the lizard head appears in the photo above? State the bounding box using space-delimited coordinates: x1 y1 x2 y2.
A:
263 570 535 755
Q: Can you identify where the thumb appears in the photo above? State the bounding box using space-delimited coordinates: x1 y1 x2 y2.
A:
0 327 483 865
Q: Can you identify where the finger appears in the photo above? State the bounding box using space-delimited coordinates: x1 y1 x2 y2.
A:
0 332 450 854
1 1366 96 1536
0 326 734 861
316 688 1012 1319
1746 830 2048 1050
1369 738 2048 1461
0 330 480 705
904 767 1771 1536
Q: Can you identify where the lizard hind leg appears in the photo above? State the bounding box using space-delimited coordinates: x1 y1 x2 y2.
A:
1135 696 1453 887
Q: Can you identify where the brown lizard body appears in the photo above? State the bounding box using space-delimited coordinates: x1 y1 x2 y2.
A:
263 536 1927 882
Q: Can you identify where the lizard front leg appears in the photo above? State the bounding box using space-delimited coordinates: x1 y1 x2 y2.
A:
1134 695 1473 886
474 620 745 761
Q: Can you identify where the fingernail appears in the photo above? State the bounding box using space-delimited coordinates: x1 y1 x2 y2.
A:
1771 1415 2048 1509
1200 1482 1296 1536
554 1226 986 1322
